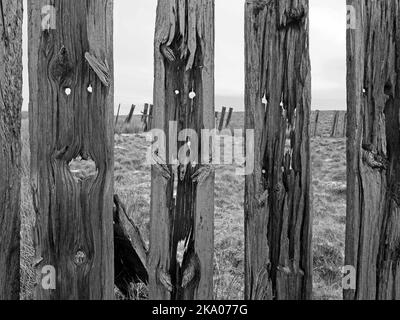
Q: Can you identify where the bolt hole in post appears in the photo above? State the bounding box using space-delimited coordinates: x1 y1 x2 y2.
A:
87 84 93 93
65 87 72 96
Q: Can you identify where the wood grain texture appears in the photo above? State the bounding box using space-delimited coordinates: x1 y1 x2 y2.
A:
346 0 400 300
28 0 114 300
0 0 23 300
245 0 312 300
149 0 215 300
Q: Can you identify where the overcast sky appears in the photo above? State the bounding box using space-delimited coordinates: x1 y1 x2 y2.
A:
22 0 346 113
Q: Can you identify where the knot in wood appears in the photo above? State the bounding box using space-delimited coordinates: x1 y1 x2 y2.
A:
74 251 87 266
361 149 387 170
50 46 74 84
274 183 285 196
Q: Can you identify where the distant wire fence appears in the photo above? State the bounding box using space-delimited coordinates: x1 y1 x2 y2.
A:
312 110 347 138
116 104 236 134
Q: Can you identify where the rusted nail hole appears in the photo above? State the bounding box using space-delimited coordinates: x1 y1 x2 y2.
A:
65 88 72 96
74 251 87 266
87 85 93 93
189 91 196 100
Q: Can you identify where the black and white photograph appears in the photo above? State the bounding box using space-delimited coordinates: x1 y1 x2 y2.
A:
0 0 398 308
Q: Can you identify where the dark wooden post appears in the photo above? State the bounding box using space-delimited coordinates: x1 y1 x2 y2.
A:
330 111 340 137
0 0 23 300
28 0 114 300
218 107 227 132
125 104 136 124
141 103 149 132
313 110 320 137
149 0 215 300
115 103 121 126
245 0 312 300
346 0 400 300
225 108 234 128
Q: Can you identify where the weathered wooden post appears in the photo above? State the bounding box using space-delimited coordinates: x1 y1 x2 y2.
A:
313 110 320 137
330 111 340 137
245 0 312 300
342 112 347 138
0 0 23 300
125 104 135 124
115 104 121 126
225 108 234 128
346 0 400 300
218 107 227 132
141 103 149 131
28 0 114 300
149 0 215 300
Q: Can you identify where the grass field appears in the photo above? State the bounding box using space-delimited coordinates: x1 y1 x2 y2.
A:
20 110 346 300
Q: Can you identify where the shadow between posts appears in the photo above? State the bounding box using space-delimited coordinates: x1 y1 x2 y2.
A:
113 195 149 297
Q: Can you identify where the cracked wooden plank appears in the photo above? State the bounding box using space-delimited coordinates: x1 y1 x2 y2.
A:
245 0 312 300
346 0 400 300
0 0 22 300
28 0 114 300
149 0 215 300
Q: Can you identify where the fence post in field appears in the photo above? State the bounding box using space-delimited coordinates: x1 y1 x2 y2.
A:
313 110 320 137
346 0 400 300
115 104 121 126
28 1 114 300
149 0 215 300
330 111 340 137
245 0 312 300
125 104 136 124
342 112 347 138
0 0 22 300
225 108 234 128
148 104 154 131
218 107 227 132
141 103 149 131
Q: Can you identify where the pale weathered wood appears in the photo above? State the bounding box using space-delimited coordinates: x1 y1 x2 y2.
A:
149 0 215 300
346 0 400 300
0 0 22 300
245 0 312 300
28 0 114 300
